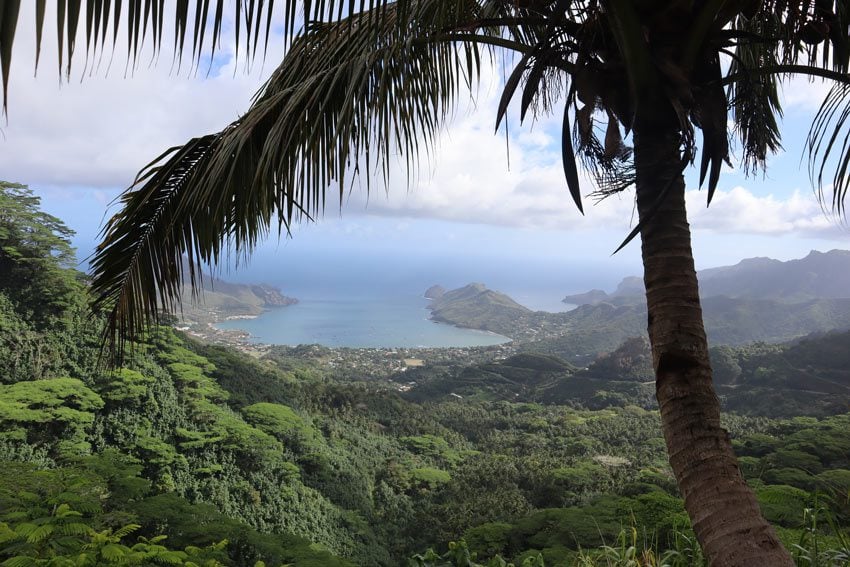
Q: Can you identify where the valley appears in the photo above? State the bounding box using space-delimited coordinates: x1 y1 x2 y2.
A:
2 184 850 566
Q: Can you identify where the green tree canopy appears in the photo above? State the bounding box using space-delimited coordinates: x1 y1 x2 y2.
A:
5 3 850 564
0 181 82 327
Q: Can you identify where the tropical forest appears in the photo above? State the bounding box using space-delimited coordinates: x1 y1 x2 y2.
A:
3 2 850 567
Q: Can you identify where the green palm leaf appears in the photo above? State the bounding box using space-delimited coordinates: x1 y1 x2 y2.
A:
89 1 506 353
7 1 850 358
808 82 850 216
4 1 280 109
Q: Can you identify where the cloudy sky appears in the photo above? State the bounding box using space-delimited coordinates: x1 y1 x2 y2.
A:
2 3 848 299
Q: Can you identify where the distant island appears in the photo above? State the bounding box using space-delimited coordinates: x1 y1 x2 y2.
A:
180 276 297 321
424 283 531 336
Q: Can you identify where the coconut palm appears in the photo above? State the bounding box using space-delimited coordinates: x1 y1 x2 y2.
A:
3 1 850 565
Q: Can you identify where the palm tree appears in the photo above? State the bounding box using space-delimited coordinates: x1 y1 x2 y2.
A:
3 1 850 564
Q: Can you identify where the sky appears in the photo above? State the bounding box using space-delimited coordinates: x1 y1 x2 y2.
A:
2 3 849 302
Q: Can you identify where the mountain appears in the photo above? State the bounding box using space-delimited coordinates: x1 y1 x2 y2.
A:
424 285 446 299
428 280 850 364
560 289 609 306
426 283 533 336
698 249 850 301
563 249 850 305
524 296 850 362
562 276 645 306
179 274 297 323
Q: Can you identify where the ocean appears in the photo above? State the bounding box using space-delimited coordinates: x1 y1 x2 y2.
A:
216 292 511 348
213 281 595 348
211 248 632 348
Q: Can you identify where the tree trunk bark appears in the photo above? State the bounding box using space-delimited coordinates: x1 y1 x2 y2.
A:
633 109 793 566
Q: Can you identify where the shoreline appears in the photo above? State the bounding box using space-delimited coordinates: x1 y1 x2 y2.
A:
174 304 276 355
193 299 513 350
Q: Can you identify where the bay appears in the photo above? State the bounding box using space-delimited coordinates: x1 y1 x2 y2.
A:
215 293 510 348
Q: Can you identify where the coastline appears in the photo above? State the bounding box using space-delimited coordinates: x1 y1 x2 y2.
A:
426 310 513 341
208 295 512 349
174 305 274 355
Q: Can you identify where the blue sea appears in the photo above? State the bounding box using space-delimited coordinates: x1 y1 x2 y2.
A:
214 271 619 348
205 242 634 348
216 292 511 348
63 208 638 348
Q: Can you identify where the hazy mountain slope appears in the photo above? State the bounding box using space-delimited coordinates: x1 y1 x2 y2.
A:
524 297 850 361
179 274 297 322
426 283 533 336
427 279 850 363
701 296 850 344
519 302 646 362
699 249 850 301
564 249 850 305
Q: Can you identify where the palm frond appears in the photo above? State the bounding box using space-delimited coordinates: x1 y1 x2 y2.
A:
3 0 425 113
807 82 850 216
0 0 21 113
89 0 503 353
90 134 221 356
692 52 728 204
760 0 850 73
727 11 784 175
725 3 850 217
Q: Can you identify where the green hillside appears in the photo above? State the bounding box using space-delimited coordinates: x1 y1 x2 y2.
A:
427 283 533 336
2 184 850 566
179 274 297 323
425 283 850 364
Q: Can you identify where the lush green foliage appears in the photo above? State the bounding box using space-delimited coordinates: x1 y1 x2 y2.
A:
0 182 82 328
404 332 850 419
1 192 849 565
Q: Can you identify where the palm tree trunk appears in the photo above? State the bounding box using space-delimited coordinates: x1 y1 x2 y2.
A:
633 110 792 566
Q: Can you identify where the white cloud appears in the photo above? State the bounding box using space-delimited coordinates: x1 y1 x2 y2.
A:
1 2 277 188
344 115 847 240
687 186 846 237
781 75 835 113
3 5 846 248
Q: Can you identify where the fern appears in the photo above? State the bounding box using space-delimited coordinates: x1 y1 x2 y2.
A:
1 556 38 567
22 524 52 544
54 523 93 537
100 543 130 561
111 524 141 539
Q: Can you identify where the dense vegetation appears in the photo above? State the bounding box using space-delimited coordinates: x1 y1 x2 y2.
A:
400 334 850 419
1 183 849 565
428 283 850 366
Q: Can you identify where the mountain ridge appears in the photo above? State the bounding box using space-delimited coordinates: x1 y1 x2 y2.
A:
427 276 850 364
179 272 298 323
563 249 850 305
425 283 531 336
